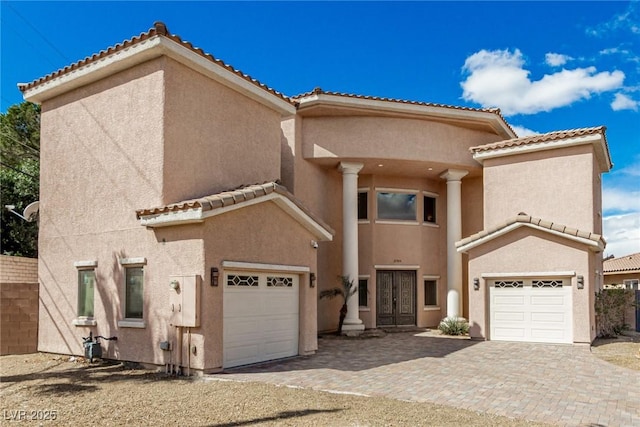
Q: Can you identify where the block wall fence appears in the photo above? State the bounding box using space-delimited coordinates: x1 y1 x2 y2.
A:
0 255 39 355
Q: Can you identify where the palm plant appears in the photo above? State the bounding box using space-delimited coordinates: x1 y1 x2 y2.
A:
319 275 357 335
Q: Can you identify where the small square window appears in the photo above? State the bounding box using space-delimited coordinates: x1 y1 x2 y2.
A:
358 279 368 307
424 280 438 306
358 192 368 220
125 267 144 319
78 269 95 318
424 196 436 223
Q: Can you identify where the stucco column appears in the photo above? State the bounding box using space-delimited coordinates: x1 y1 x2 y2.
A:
440 169 468 319
338 161 365 332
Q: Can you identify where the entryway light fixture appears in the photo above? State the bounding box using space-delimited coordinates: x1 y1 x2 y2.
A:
577 275 584 289
310 273 316 288
473 277 480 290
210 267 219 287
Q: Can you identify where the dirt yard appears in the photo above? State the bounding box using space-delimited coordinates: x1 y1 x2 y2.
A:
0 353 549 426
2 333 637 427
591 331 640 371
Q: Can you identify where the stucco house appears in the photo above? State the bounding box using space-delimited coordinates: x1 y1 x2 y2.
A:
20 22 612 372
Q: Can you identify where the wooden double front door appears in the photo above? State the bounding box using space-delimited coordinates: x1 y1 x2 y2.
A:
376 270 416 326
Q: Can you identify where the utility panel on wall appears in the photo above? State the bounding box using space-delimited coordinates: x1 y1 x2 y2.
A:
169 275 201 327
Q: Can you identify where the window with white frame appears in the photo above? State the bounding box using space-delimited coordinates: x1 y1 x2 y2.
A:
77 269 95 318
124 266 144 319
624 279 639 290
377 191 417 221
424 279 438 307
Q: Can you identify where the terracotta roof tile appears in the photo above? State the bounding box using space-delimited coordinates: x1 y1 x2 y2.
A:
136 181 334 235
603 252 640 273
470 126 607 153
291 88 516 134
456 213 605 250
18 22 293 106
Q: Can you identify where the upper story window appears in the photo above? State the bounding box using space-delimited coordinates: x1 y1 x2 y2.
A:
377 192 417 221
424 195 436 224
358 191 368 221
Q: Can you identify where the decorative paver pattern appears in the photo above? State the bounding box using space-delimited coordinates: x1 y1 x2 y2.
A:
211 332 640 427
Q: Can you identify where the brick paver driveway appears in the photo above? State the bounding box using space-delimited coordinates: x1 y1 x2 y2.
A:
211 332 640 426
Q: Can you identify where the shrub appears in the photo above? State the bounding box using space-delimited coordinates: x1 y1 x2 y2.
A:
595 289 635 338
438 317 469 336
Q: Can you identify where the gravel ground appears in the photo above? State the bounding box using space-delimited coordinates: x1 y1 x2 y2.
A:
0 353 550 427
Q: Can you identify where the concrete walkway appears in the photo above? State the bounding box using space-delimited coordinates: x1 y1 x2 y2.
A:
210 332 640 426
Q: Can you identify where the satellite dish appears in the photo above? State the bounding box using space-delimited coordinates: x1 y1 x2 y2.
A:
4 201 39 222
23 201 39 222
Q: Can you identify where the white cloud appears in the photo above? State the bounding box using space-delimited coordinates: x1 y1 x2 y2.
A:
611 92 639 111
461 49 625 116
545 53 573 67
603 187 640 214
603 212 640 258
511 125 539 137
587 1 640 37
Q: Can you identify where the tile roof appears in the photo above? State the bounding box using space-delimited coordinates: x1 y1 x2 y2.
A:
470 126 607 153
603 252 640 273
18 22 292 106
292 87 516 132
136 181 334 235
456 213 605 251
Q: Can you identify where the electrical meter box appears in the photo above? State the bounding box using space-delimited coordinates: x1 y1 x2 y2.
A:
169 274 201 327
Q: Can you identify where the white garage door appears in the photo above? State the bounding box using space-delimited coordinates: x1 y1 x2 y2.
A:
489 279 572 344
223 271 299 368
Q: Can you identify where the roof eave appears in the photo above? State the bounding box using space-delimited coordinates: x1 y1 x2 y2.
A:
472 133 613 173
603 268 640 275
296 93 516 139
21 36 296 116
456 222 605 254
138 193 333 241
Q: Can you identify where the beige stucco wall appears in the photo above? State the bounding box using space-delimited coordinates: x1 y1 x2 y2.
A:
466 228 596 344
40 58 166 237
283 112 494 331
37 54 315 371
163 58 283 202
302 116 500 168
37 226 204 363
482 145 597 231
201 202 319 371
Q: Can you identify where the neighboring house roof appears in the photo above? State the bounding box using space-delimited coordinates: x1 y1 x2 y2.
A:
136 181 334 241
456 213 606 253
292 87 517 139
18 22 295 115
603 252 640 274
469 126 612 172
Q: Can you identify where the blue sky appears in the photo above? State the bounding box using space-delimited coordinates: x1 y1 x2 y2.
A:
1 1 639 256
